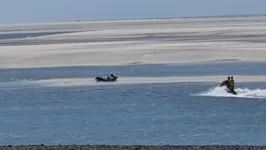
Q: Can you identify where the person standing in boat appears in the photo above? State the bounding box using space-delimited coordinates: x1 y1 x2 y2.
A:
229 76 235 90
110 74 117 80
220 76 230 88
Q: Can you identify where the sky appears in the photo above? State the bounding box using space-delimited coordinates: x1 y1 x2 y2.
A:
0 0 266 24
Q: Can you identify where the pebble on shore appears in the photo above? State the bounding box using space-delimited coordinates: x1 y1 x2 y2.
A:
0 145 266 150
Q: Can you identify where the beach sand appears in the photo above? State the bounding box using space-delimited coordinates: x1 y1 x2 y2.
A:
1 16 266 69
2 75 264 88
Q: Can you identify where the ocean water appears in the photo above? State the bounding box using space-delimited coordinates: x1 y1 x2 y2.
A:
0 32 72 40
1 61 266 82
1 62 266 145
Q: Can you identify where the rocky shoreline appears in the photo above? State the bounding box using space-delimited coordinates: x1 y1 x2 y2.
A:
0 145 266 150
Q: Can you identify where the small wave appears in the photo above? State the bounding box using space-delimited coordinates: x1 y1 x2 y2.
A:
193 86 266 99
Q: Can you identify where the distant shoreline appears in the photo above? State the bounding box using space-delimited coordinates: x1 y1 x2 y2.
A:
0 13 266 25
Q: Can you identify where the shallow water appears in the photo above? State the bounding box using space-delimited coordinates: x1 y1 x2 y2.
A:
1 82 266 145
0 32 73 40
1 61 266 82
1 62 266 145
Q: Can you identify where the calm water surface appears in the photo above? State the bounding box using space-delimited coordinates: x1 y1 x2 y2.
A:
0 62 266 145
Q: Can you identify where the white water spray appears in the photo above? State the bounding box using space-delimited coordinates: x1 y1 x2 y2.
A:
193 86 266 99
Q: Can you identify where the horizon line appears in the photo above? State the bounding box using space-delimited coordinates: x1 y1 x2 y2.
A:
1 13 266 26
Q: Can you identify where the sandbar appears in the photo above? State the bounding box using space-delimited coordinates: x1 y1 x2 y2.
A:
13 75 266 87
1 16 266 69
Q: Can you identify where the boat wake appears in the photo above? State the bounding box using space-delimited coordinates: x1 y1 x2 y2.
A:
193 86 266 99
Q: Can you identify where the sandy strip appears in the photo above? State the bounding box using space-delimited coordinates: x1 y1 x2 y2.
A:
21 75 266 87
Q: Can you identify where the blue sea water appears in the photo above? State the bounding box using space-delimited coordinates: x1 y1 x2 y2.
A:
1 61 266 82
1 62 266 145
0 32 72 40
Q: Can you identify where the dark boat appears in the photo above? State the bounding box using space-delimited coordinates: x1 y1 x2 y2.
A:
225 88 237 95
95 76 118 82
219 82 237 95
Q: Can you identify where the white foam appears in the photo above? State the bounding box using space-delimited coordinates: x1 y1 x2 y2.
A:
194 86 266 99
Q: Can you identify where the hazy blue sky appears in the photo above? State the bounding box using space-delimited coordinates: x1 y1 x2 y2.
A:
0 0 266 24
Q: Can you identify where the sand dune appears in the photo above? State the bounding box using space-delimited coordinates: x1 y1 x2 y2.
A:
1 16 266 69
